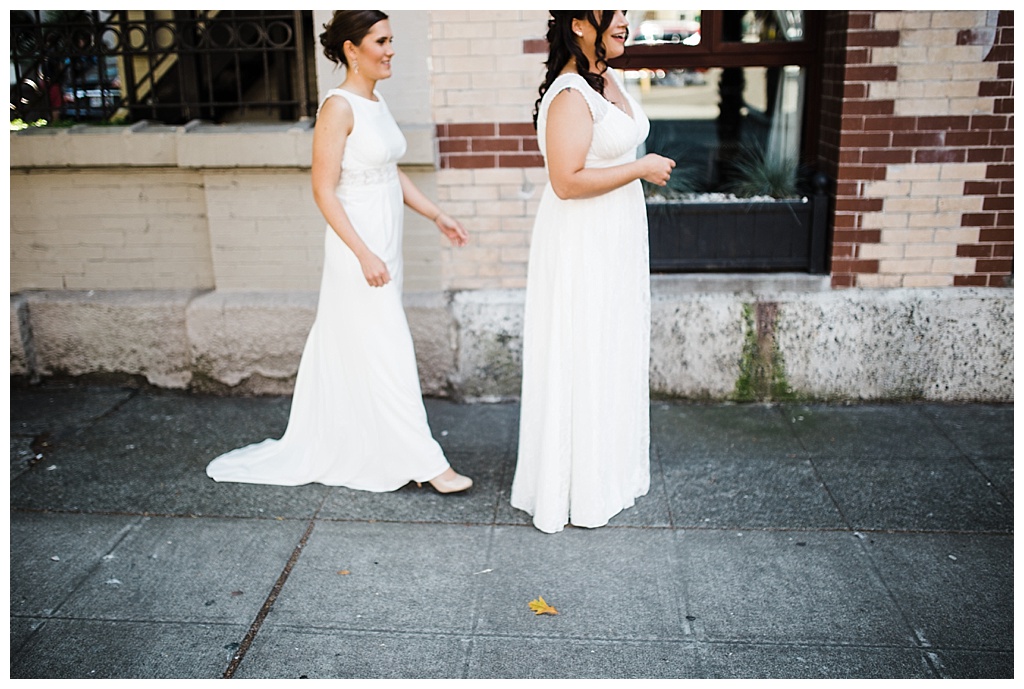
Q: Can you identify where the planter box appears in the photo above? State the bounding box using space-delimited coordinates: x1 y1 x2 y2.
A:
647 179 830 273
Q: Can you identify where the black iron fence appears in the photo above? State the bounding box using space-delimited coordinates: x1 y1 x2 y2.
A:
10 9 317 126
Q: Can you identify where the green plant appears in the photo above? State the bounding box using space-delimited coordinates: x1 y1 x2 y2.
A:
726 142 800 199
9 118 49 131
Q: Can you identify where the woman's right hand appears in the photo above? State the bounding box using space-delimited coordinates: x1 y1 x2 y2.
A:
358 252 391 288
638 153 676 187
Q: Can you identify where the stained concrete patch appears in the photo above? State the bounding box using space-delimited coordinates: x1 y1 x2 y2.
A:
920 403 1014 460
450 289 524 400
468 637 701 679
265 521 490 633
677 530 910 646
929 649 1015 679
9 383 135 436
10 435 38 479
970 457 1013 502
775 288 1013 402
474 526 686 641
812 457 1012 532
424 397 520 455
10 390 330 518
53 516 307 625
783 403 963 460
693 642 934 679
661 453 845 529
862 533 1013 651
234 627 470 679
652 402 805 461
10 619 248 679
11 513 144 618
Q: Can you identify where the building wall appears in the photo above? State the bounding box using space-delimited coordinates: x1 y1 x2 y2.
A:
9 10 1014 401
829 9 1013 288
8 125 445 295
429 10 549 290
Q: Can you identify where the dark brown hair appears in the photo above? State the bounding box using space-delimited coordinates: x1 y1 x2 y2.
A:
532 10 618 128
319 10 389 66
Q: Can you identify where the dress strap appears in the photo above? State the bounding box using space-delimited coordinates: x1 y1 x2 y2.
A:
542 73 608 124
317 88 384 115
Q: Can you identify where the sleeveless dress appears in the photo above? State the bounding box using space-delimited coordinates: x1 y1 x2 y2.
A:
511 72 652 534
205 88 450 490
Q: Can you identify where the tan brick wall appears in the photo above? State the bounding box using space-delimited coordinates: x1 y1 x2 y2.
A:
203 170 324 291
10 131 447 294
10 168 214 291
428 11 550 291
430 10 549 124
830 10 1012 289
436 167 547 290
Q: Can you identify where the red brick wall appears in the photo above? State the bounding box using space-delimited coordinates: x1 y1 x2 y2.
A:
827 10 897 288
954 10 1014 287
823 10 1014 289
436 123 543 170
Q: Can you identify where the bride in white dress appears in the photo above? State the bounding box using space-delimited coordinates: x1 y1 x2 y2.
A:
206 10 472 494
511 11 675 533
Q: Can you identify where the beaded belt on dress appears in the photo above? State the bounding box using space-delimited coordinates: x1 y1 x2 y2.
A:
337 164 398 189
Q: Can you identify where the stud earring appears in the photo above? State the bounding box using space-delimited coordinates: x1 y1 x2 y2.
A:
574 31 583 37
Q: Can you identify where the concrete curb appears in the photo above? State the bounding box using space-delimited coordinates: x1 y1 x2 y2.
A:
10 284 1014 402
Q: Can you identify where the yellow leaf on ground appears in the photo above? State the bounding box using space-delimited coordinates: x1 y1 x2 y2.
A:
528 596 558 615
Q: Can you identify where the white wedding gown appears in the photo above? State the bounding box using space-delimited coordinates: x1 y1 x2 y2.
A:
511 72 652 533
206 88 450 490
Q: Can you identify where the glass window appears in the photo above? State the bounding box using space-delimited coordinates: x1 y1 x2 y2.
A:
615 10 818 199
725 10 805 44
622 64 806 197
629 10 702 47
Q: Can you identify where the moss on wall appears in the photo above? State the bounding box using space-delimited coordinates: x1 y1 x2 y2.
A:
733 301 795 402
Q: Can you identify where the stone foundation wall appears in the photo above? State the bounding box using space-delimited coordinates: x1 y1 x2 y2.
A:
11 282 1013 403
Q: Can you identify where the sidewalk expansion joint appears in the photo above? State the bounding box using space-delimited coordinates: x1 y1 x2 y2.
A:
222 497 326 679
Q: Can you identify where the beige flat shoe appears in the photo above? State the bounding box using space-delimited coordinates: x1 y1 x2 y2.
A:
421 470 473 494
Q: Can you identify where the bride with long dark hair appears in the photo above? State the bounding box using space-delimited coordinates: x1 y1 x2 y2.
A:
511 10 674 533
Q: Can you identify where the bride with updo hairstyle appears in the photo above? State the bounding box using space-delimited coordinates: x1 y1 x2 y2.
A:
511 11 675 533
207 10 474 495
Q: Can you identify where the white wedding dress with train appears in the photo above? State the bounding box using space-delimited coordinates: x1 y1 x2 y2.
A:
206 88 450 490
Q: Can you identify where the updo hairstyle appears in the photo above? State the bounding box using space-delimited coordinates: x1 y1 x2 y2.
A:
319 10 389 66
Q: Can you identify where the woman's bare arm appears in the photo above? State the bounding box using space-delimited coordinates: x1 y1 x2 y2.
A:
545 88 675 201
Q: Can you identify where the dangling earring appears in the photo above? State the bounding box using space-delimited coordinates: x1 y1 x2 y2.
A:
353 58 359 75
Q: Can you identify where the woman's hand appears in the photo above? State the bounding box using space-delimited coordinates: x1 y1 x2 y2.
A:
638 153 676 187
358 252 391 288
435 213 469 247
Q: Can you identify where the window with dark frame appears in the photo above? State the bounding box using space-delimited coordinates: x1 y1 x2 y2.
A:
612 9 829 274
9 10 318 127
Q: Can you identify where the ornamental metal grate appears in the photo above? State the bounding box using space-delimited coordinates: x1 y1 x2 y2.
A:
10 9 317 126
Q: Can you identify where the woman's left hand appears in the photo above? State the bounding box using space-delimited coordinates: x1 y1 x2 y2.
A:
435 213 469 247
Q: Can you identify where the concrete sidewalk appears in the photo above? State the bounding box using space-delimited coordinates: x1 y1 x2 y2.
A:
9 381 1014 679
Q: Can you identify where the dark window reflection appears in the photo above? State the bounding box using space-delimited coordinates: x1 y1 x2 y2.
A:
623 64 806 198
628 10 702 47
723 10 804 43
